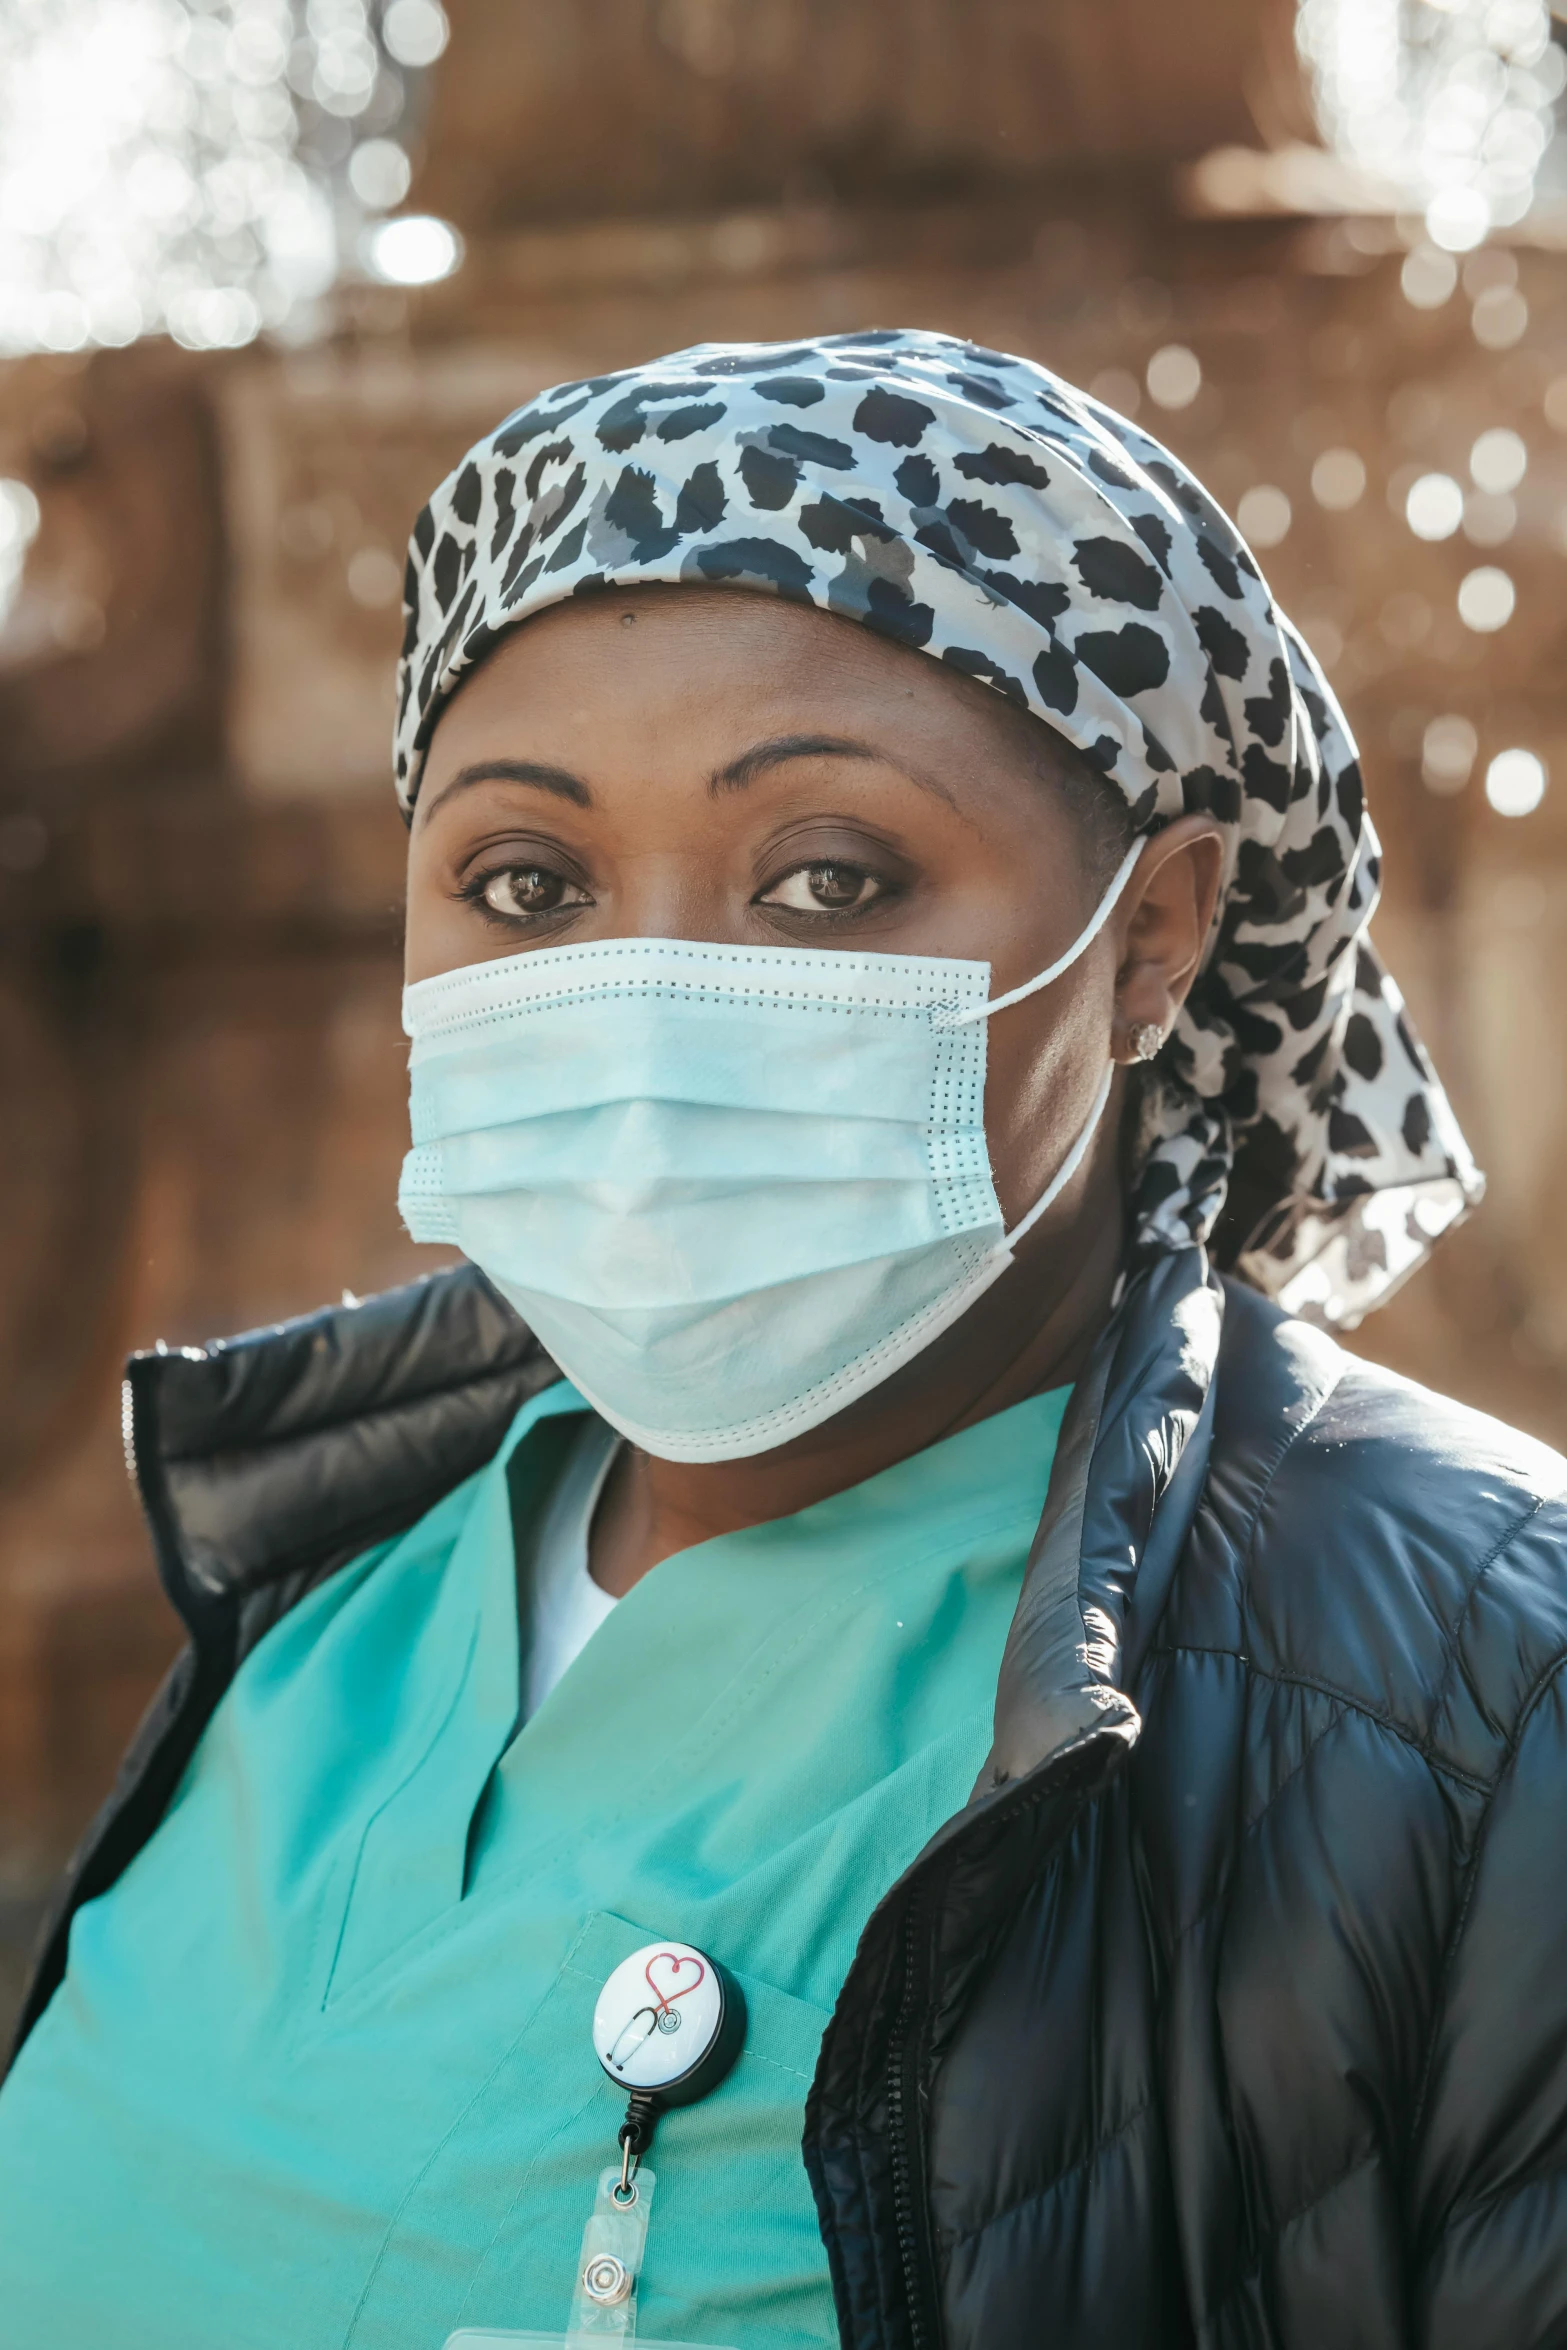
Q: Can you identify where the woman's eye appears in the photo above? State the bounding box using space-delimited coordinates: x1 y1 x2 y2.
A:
761 861 882 914
478 865 588 920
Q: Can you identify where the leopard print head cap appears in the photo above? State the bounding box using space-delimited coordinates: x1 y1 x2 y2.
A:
395 328 1481 1327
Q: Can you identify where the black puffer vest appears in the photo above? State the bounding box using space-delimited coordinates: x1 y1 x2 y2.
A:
13 1252 1567 2348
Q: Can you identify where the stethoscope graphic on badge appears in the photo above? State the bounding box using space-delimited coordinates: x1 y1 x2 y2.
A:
444 1939 745 2348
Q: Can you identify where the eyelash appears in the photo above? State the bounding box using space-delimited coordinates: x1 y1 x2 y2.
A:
757 859 893 918
457 861 591 927
456 853 899 929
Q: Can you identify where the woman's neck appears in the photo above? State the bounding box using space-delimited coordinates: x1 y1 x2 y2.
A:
586 1188 1123 1599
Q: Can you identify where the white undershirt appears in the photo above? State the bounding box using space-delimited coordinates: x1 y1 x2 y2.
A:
521 1415 623 1720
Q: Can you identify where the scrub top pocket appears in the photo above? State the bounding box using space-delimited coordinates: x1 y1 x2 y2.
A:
348 1911 834 2350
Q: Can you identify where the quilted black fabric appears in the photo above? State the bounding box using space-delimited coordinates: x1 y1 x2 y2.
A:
808 1269 1567 2348
12 1257 1567 2348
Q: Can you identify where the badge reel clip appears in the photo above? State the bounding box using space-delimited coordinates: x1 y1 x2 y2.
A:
444 1940 744 2350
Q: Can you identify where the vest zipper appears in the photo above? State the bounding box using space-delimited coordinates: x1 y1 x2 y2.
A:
120 1373 139 1490
886 1892 940 2349
878 1742 1122 2349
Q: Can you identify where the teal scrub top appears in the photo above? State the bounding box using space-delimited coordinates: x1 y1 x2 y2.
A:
0 1379 1067 2350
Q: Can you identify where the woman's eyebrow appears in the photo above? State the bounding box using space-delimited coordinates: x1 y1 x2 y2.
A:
421 758 593 820
710 732 957 803
709 734 882 795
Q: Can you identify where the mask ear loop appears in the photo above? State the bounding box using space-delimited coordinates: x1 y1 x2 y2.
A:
937 837 1144 1248
1004 1061 1115 1247
940 838 1145 1029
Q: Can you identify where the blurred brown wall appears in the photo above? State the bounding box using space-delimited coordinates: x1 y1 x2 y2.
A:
2 0 1565 2020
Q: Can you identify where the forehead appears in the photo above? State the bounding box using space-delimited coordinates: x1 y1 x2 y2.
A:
423 582 1073 782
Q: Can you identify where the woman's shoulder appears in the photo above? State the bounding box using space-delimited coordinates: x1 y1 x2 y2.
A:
1192 1278 1567 1788
124 1263 551 1640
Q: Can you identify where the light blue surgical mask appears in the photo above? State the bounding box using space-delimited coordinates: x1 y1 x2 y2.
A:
400 843 1142 1462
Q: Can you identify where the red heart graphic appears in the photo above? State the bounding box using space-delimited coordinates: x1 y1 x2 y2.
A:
644 1950 706 2017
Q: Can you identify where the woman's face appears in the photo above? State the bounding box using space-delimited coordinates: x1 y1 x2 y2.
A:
406 584 1220 1244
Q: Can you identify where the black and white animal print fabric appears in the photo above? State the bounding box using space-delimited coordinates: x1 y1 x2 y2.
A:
395 328 1480 1326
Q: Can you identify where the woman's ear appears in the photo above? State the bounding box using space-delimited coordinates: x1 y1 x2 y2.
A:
1110 817 1225 1064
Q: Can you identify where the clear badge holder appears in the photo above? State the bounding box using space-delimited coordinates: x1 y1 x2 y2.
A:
442 2169 735 2350
568 2162 657 2337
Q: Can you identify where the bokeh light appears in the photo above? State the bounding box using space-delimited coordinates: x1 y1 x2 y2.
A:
1237 485 1292 549
1422 713 1479 795
1472 282 1530 346
1457 564 1516 631
1145 345 1201 411
348 137 412 211
1298 0 1559 243
1428 187 1494 253
1485 747 1548 814
1470 427 1529 492
382 0 448 69
0 0 452 354
362 211 461 284
1401 245 1458 309
1407 472 1465 540
1311 448 1366 510
345 545 402 607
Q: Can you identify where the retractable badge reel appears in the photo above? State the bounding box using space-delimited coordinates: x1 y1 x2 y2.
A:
444 1940 744 2350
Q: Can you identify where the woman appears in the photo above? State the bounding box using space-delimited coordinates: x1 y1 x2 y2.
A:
3 329 1564 2350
